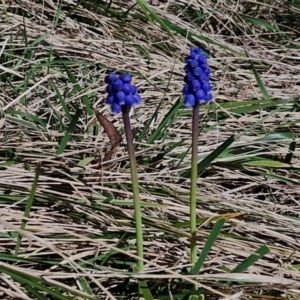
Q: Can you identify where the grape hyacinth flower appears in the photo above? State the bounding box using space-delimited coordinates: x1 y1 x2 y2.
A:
183 47 212 107
104 72 144 273
183 48 213 293
105 73 142 114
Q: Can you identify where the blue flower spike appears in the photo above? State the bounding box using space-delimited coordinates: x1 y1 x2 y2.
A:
184 48 213 294
183 47 212 107
105 73 142 114
104 71 144 273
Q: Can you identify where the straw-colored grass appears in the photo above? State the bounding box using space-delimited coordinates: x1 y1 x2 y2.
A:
0 0 300 299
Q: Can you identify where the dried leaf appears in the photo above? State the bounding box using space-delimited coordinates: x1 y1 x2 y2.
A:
93 108 122 163
103 148 115 162
93 108 122 148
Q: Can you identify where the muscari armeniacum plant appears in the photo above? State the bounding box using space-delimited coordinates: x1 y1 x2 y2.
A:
183 48 213 277
104 48 212 282
105 73 144 271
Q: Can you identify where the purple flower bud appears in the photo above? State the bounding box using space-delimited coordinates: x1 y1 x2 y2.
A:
113 79 124 91
185 59 198 68
193 47 202 54
115 91 126 105
195 89 205 101
124 95 136 106
132 94 142 105
204 93 213 101
204 68 210 76
183 47 213 106
192 67 203 77
183 84 190 95
197 72 208 83
106 96 114 104
104 72 142 114
184 72 195 83
122 83 134 95
202 82 212 93
184 94 195 107
131 85 137 94
184 65 192 74
120 73 132 83
191 79 201 91
111 102 121 114
199 54 208 62
105 73 118 84
106 84 114 95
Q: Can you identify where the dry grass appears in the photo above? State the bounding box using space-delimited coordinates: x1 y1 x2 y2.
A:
0 0 300 299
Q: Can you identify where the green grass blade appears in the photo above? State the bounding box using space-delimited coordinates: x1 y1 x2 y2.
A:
147 98 182 144
241 159 288 168
201 99 287 117
15 163 41 256
54 4 62 28
136 0 174 38
6 115 42 131
247 53 271 101
56 109 82 155
175 112 212 168
285 140 296 164
191 218 225 275
30 32 51 46
231 245 270 273
137 66 175 143
155 17 243 55
255 132 294 141
241 15 281 32
77 157 95 167
52 82 72 122
63 64 93 115
1 0 8 19
132 265 154 299
77 278 93 295
98 232 128 266
189 295 203 300
6 110 45 127
182 134 235 179
25 285 49 300
137 98 163 143
139 280 154 300
0 264 98 300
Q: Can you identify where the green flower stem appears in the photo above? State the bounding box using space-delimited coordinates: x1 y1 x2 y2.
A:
122 105 144 272
190 103 199 277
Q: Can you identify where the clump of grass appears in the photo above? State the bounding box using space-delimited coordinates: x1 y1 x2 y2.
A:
0 0 300 299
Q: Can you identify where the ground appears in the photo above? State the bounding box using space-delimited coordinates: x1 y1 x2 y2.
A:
0 0 300 299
